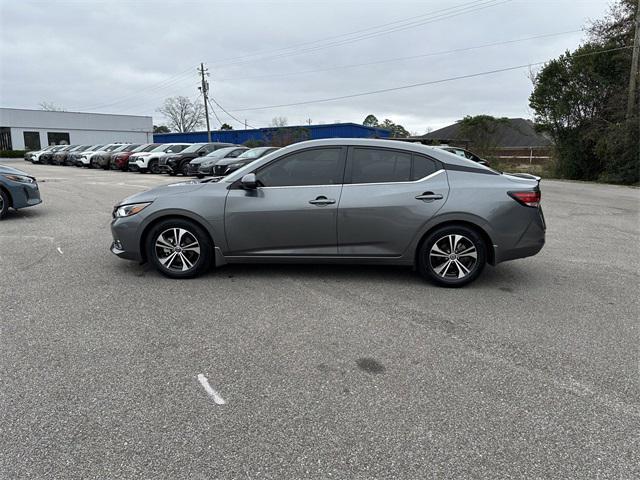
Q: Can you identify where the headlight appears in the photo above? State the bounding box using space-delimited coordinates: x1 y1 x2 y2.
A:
2 174 35 184
115 202 152 218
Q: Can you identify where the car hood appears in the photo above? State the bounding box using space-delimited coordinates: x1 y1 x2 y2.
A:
216 157 252 167
116 181 213 205
0 165 32 176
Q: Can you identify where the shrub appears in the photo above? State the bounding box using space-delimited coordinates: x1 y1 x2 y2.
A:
0 150 28 158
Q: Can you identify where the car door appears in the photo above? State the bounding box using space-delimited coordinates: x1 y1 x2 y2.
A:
337 147 449 257
224 146 346 256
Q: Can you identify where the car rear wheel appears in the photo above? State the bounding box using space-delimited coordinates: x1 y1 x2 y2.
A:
146 219 213 279
181 163 189 176
418 225 486 287
0 189 9 219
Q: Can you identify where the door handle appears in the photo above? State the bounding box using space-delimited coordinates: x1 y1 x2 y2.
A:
309 196 336 206
415 192 443 201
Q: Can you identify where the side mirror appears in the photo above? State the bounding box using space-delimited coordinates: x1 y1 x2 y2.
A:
241 173 257 189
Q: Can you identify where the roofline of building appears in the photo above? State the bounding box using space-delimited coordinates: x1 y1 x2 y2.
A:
153 122 392 136
0 106 152 120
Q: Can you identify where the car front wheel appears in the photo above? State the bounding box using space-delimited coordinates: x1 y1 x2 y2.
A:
146 219 213 278
0 189 9 219
418 225 486 287
149 159 160 174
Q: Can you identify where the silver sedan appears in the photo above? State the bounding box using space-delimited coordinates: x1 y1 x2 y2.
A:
110 139 545 287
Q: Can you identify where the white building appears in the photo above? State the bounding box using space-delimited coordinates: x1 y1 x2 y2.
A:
0 107 153 150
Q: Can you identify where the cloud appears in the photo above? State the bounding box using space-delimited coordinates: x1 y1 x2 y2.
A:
0 0 608 132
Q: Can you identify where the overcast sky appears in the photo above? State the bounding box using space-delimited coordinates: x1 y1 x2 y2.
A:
0 0 611 133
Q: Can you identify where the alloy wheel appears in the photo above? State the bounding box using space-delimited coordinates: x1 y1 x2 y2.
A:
154 228 201 272
428 234 478 280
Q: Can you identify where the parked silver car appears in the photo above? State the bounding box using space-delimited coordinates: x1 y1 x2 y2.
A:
110 139 545 286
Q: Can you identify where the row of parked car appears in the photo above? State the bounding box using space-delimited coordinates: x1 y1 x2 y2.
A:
24 142 281 179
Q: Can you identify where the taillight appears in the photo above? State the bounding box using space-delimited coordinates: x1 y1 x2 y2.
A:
508 190 541 208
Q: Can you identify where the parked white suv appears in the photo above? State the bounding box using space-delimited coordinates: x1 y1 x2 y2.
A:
25 145 57 163
81 143 129 168
128 143 191 173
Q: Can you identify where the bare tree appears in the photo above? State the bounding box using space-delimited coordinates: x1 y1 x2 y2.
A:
157 96 205 133
39 101 65 111
269 116 288 127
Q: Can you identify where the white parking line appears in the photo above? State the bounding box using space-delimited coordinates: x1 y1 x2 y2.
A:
197 374 226 405
56 247 63 255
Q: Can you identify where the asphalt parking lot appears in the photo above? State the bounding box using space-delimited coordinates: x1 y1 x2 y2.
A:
1 160 638 479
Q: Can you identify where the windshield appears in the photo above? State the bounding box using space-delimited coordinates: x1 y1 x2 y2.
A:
181 143 207 153
122 144 141 152
105 144 124 152
238 147 272 159
133 143 159 152
205 147 243 159
151 144 172 152
89 145 105 151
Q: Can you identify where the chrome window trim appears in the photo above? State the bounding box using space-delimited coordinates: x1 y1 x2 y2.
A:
342 169 445 187
255 169 445 189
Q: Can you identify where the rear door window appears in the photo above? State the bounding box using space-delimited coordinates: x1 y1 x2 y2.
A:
350 148 411 183
411 155 438 180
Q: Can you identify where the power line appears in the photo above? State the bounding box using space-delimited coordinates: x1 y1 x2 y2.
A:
209 0 510 69
72 1 508 114
207 0 494 66
209 96 257 129
207 98 224 128
76 66 197 111
226 45 634 113
215 29 583 83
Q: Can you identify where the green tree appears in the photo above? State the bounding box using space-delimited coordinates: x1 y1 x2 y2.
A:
363 114 379 127
220 123 233 130
529 0 638 183
153 125 170 133
457 115 510 158
380 118 410 138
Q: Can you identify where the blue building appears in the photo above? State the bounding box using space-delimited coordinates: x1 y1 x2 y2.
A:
153 122 391 144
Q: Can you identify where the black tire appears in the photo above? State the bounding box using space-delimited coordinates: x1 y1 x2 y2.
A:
146 218 213 279
181 163 189 176
417 224 486 288
0 189 9 220
169 171 177 176
148 159 159 174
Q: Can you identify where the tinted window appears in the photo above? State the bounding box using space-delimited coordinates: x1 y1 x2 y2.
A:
258 148 343 187
351 148 411 183
411 155 438 180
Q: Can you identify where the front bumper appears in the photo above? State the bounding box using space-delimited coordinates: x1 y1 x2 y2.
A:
110 217 143 262
197 165 214 175
7 181 42 209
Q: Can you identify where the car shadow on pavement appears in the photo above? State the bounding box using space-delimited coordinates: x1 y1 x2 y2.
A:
1 208 45 222
119 260 534 291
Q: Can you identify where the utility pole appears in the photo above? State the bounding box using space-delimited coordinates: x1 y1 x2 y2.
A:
627 2 639 120
198 63 212 142
244 119 247 130
306 118 312 126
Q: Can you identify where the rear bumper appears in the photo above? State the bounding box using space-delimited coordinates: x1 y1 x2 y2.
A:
495 207 546 263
